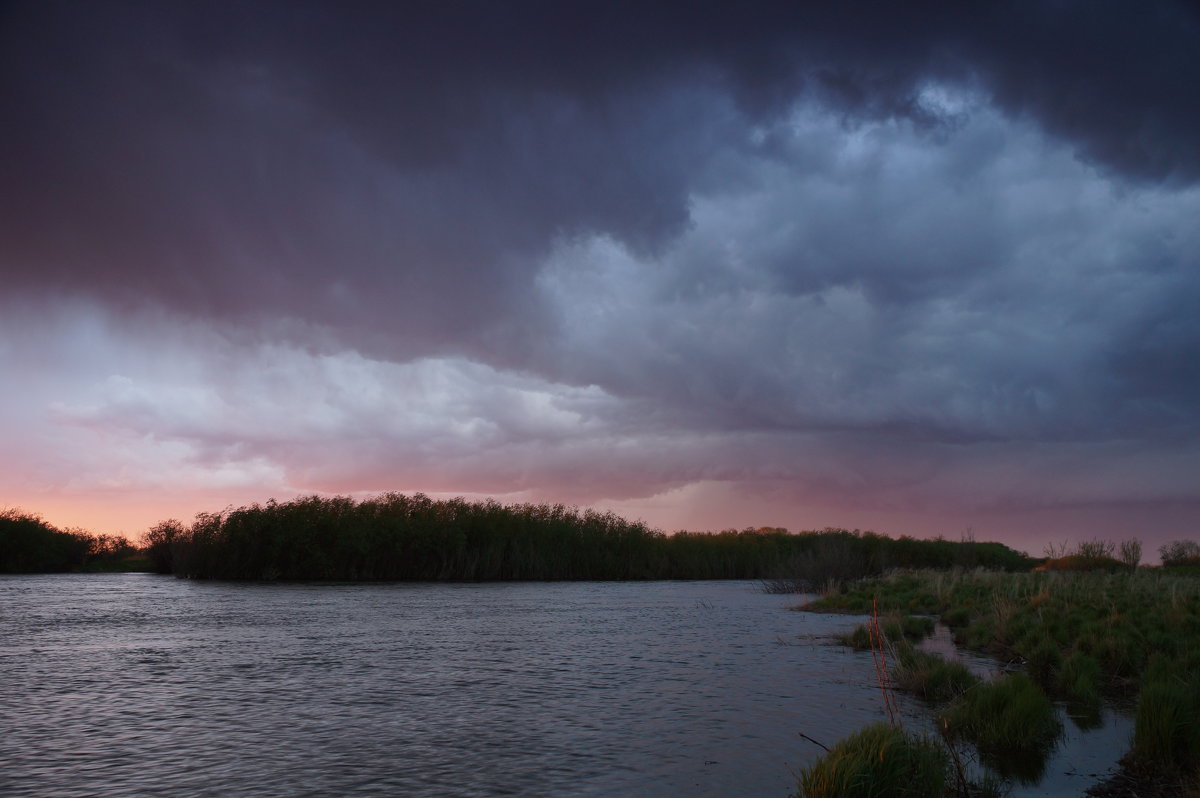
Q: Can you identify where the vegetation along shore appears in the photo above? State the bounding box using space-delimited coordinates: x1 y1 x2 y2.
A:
4 493 1030 580
794 545 1200 798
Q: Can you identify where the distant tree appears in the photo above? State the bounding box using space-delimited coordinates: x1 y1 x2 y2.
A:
1043 540 1070 559
144 519 185 574
956 527 978 569
0 509 91 572
1075 538 1116 559
1159 539 1200 566
1117 538 1142 571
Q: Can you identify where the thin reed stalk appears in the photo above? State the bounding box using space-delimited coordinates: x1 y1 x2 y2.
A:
870 595 903 728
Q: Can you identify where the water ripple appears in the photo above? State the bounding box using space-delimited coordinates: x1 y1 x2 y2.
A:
2 575 886 797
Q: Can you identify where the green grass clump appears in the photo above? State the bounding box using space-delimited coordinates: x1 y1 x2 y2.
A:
894 645 980 703
794 723 948 798
939 606 971 628
958 617 996 651
1056 652 1102 705
1133 656 1200 771
939 673 1060 755
839 624 874 649
897 614 936 640
1024 636 1062 688
839 614 935 649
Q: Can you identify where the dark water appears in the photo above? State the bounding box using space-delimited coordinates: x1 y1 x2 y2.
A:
1 575 1131 797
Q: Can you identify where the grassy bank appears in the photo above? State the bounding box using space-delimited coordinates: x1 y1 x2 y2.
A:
802 568 1200 790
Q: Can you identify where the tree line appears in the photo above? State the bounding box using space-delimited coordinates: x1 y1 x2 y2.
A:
10 494 1199 581
142 492 1035 581
0 509 140 573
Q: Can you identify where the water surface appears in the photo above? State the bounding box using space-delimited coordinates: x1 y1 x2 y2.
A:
0 575 1131 797
3 575 883 797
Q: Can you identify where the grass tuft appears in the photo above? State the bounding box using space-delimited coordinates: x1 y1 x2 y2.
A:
794 723 948 798
1024 636 1062 687
839 614 935 649
1056 651 1101 705
939 673 1060 754
893 645 980 703
1134 656 1200 771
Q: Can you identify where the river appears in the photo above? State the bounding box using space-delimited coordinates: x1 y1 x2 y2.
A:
1 574 1130 797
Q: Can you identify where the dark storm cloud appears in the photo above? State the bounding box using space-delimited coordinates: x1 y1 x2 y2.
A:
3 0 1198 323
2 0 1199 524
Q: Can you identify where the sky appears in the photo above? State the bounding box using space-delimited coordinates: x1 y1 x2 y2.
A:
2 1 1198 557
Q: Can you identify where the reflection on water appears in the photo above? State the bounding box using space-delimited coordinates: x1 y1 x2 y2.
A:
980 739 1053 786
0 575 1133 797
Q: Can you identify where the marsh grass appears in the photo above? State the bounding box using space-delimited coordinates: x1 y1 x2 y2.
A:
1023 637 1061 687
806 567 1200 776
939 673 1060 754
1134 654 1200 771
1057 650 1100 694
794 723 949 798
839 613 935 650
892 644 980 703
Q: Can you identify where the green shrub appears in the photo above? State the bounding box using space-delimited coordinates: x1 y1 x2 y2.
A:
795 723 948 798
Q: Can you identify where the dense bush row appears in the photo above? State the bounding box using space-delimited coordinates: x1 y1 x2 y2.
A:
142 493 1034 581
0 509 140 573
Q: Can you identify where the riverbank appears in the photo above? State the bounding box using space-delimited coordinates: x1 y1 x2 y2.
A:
797 569 1200 796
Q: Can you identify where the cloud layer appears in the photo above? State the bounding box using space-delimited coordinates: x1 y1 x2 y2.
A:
2 1 1198 552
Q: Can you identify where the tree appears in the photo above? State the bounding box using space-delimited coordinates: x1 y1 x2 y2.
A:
1117 538 1142 570
144 519 185 574
1075 538 1115 559
1159 539 1200 566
